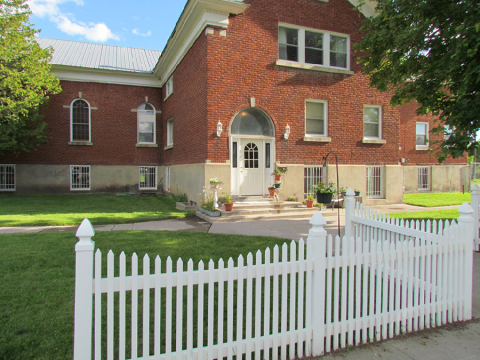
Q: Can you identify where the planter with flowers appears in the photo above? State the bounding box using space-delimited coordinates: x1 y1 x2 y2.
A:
272 168 284 182
209 178 223 189
354 189 361 196
221 194 234 211
305 194 315 208
312 182 336 204
274 181 282 189
268 186 276 197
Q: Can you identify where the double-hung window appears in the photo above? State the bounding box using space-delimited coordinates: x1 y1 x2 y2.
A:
71 99 91 142
278 25 349 70
165 77 173 99
363 105 382 139
305 100 327 137
416 122 428 149
166 118 173 147
137 103 156 144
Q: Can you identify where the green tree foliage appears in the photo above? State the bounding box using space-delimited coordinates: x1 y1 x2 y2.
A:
0 0 61 155
356 0 480 162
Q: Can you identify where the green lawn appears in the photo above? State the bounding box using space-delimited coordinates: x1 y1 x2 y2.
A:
0 230 287 360
403 192 471 207
388 209 459 225
0 194 193 227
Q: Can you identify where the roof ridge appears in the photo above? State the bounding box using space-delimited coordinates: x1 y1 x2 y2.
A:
37 37 162 53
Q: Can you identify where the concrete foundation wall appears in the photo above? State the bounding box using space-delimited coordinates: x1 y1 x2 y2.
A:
404 165 470 193
160 164 206 205
276 164 304 201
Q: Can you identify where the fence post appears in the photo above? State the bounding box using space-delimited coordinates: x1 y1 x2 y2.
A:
344 188 356 241
74 219 95 360
307 211 327 356
457 203 474 320
471 184 479 250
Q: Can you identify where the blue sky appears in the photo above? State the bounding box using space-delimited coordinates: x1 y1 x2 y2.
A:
28 0 188 50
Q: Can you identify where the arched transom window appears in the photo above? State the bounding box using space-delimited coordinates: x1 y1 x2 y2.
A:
231 107 274 137
137 103 156 144
71 99 90 142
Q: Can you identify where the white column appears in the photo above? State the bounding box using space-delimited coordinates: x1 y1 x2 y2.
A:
307 211 327 356
457 203 474 320
470 184 479 250
74 219 96 360
344 188 356 241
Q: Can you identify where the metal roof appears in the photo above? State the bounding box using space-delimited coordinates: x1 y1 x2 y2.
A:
37 38 162 73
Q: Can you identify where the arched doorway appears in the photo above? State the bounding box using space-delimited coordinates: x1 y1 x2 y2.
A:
230 108 275 196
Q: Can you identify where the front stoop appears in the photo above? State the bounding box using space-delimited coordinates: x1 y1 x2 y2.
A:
195 197 336 223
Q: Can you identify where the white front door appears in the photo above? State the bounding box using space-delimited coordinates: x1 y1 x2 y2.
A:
239 139 263 195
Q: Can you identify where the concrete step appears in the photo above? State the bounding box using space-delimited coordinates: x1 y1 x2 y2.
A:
220 206 316 217
196 209 337 223
231 201 303 210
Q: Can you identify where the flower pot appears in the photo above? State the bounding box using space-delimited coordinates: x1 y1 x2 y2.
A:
210 183 220 189
274 174 283 181
224 203 233 211
274 183 281 189
306 199 314 208
355 191 361 196
316 192 333 204
268 188 276 197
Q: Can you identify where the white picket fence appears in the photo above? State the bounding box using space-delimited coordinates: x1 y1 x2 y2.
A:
471 184 480 251
73 193 475 360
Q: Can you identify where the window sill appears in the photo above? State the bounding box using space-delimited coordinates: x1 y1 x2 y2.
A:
276 60 354 75
164 144 174 150
416 145 429 151
68 141 93 146
362 139 386 145
136 143 158 148
164 93 173 102
304 136 331 143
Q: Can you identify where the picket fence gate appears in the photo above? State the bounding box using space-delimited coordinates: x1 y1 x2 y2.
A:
73 193 475 360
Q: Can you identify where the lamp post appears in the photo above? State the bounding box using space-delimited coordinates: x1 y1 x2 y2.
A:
322 152 341 238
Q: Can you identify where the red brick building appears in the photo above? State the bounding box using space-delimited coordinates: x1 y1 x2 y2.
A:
0 0 469 204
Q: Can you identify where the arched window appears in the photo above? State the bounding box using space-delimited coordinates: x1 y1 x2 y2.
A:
71 99 91 142
230 107 274 136
137 103 156 144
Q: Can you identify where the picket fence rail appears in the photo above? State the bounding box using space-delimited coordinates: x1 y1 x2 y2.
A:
73 192 475 360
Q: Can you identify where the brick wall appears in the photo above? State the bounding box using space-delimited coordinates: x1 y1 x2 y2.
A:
1 81 162 166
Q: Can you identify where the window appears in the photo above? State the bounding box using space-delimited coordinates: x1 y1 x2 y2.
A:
139 166 157 190
304 166 325 199
166 118 173 146
0 165 15 191
416 122 428 149
366 166 385 199
306 100 327 136
137 103 156 144
165 77 173 99
71 99 91 142
418 166 431 191
244 143 259 169
278 25 349 69
444 125 453 141
165 166 171 190
364 106 382 139
70 165 90 191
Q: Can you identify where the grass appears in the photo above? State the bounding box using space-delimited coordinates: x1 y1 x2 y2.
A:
389 209 459 222
0 194 194 227
403 192 471 207
0 230 287 359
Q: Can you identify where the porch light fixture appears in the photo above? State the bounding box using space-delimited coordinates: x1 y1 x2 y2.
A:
217 121 222 137
284 124 290 139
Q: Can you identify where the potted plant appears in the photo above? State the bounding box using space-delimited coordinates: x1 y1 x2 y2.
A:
221 194 234 211
272 168 284 181
354 189 361 196
287 194 298 201
340 187 348 196
268 185 276 197
312 182 336 204
274 180 282 189
314 202 326 211
305 194 314 207
209 178 223 189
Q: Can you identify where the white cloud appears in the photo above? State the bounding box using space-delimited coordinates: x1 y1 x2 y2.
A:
28 0 118 42
132 28 151 37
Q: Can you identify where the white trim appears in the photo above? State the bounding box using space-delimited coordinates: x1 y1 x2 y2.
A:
0 164 16 191
275 60 354 75
153 0 249 85
139 166 158 190
362 139 386 144
70 98 91 143
165 166 171 190
304 136 331 142
416 122 429 148
51 65 162 88
305 99 328 137
137 103 157 145
363 105 382 140
417 166 431 191
166 118 174 146
165 76 174 100
70 165 91 191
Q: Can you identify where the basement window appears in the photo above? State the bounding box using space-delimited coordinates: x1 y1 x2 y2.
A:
0 164 15 191
70 165 90 191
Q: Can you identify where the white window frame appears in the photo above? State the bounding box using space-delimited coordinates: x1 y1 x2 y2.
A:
416 122 429 150
366 166 385 199
363 105 382 140
137 103 156 145
70 165 91 191
166 118 173 147
0 164 16 191
70 98 91 142
278 23 350 71
165 166 171 191
305 99 328 137
165 76 173 100
139 166 157 190
417 166 431 191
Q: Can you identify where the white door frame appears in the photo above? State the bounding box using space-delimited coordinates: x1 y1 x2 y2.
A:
230 135 275 196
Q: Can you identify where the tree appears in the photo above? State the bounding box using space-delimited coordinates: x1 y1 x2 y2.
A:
355 0 480 162
0 0 61 155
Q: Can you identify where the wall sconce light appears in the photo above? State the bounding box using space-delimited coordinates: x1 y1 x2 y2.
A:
217 121 223 137
284 124 290 139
